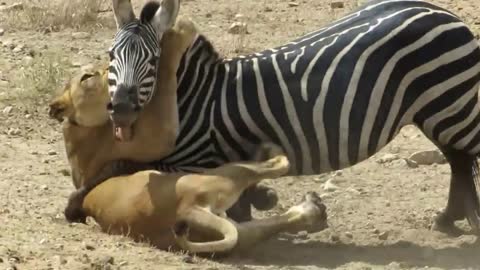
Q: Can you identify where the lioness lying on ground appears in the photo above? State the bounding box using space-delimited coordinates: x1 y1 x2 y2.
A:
49 19 278 223
82 143 327 253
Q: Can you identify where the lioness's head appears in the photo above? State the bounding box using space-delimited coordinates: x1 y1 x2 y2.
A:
49 65 110 127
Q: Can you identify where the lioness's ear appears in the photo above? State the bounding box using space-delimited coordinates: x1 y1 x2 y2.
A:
140 0 179 34
112 0 136 29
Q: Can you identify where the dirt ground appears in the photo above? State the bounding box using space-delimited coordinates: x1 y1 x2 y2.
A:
1 0 480 269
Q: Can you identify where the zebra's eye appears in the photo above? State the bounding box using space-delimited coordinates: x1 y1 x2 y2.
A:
149 55 159 66
109 50 115 61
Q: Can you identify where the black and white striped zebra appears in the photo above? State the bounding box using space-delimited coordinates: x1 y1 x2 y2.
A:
108 0 480 234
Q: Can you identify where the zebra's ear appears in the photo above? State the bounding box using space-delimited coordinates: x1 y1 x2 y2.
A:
141 0 179 34
112 0 136 29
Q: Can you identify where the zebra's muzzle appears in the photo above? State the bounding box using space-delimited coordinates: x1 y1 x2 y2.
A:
109 85 141 142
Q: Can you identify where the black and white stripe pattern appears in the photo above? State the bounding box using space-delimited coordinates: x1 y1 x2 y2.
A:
108 20 161 106
143 0 480 175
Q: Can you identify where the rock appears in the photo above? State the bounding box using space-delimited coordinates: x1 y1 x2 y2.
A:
297 230 308 239
82 242 95 251
25 114 31 119
0 28 4 36
288 2 299 7
264 6 273 12
59 169 71 176
228 22 248 35
372 228 380 234
323 178 339 191
182 255 195 264
12 44 24 53
345 232 353 238
330 234 340 242
234 13 245 20
22 56 33 65
378 231 389 240
7 128 20 136
376 153 399 164
41 185 48 191
408 150 446 165
2 105 13 114
48 150 57 155
72 32 90 39
53 255 67 265
330 1 345 9
98 256 114 265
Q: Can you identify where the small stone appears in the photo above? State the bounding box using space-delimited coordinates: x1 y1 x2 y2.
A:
379 231 389 240
264 6 273 12
345 232 353 238
323 178 339 192
119 261 128 266
7 128 20 136
330 1 345 8
3 105 13 114
48 150 57 155
41 185 48 191
288 2 299 7
205 13 212 18
83 242 95 251
22 56 33 65
228 22 248 35
59 169 70 176
25 114 31 119
12 44 24 53
376 153 399 164
372 228 380 234
53 255 67 265
330 234 340 242
408 150 446 165
234 13 244 20
0 28 4 36
182 255 195 264
99 256 114 265
297 230 308 239
39 238 47 244
72 32 90 39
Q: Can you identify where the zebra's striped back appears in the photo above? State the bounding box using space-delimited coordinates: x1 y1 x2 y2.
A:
153 0 480 175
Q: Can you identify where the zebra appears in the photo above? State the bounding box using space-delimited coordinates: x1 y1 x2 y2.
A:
107 0 480 234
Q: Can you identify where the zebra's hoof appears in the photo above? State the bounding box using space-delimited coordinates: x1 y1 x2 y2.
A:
431 212 465 237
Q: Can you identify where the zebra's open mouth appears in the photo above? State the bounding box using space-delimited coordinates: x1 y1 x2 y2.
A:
114 125 134 142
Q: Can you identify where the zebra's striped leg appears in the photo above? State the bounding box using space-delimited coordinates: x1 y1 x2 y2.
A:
433 149 480 235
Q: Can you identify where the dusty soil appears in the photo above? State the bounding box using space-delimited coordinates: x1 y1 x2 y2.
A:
1 0 480 269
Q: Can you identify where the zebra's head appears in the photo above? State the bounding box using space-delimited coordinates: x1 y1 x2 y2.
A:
108 0 179 141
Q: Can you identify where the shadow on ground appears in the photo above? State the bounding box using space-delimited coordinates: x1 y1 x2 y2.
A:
225 237 480 269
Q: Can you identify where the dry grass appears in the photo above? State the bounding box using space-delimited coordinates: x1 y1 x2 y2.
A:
12 52 71 101
0 0 111 32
